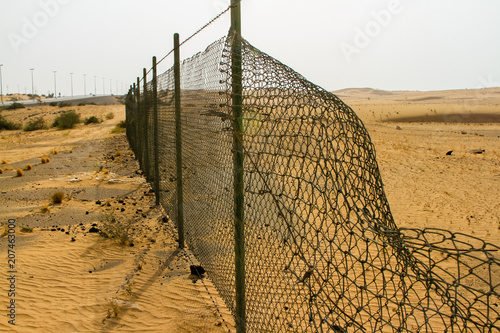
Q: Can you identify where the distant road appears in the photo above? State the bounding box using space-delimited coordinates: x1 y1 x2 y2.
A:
2 95 122 106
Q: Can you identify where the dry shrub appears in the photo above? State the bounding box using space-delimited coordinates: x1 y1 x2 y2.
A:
16 168 23 177
99 214 135 245
102 168 109 174
51 191 65 204
1 160 7 164
25 164 32 171
40 204 50 213
106 298 121 318
0 168 3 174
116 151 121 156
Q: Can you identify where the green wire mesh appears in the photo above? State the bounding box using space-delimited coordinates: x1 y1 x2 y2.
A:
126 34 500 332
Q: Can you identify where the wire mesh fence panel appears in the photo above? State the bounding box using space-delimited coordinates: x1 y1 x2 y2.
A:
125 32 500 332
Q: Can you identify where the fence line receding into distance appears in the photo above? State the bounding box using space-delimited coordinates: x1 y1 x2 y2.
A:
125 5 500 333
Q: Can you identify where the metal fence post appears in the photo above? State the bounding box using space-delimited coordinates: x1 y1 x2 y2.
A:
174 32 185 249
152 56 160 206
231 0 246 332
136 77 142 169
143 68 151 183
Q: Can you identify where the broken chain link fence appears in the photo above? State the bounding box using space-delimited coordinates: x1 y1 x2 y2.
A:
126 33 500 332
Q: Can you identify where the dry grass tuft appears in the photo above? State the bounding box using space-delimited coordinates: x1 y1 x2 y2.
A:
51 191 65 204
25 164 32 171
116 151 121 156
16 168 23 177
40 204 50 213
102 168 109 174
0 168 3 174
20 225 33 233
1 160 6 164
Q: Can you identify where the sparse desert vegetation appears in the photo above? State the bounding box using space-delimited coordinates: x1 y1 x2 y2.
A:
24 117 48 131
16 168 23 177
50 191 65 204
52 110 80 129
0 114 21 131
40 204 50 213
84 116 101 125
99 213 136 245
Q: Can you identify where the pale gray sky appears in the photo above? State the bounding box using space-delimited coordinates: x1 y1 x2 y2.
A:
1 0 499 97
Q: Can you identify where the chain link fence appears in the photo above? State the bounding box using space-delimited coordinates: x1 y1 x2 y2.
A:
126 32 500 332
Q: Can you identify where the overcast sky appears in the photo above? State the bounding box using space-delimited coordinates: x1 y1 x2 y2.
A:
1 0 499 97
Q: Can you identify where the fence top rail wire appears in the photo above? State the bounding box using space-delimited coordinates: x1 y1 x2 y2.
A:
137 4 234 85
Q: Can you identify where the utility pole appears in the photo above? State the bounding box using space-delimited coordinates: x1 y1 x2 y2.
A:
70 73 74 97
30 68 35 99
53 71 57 98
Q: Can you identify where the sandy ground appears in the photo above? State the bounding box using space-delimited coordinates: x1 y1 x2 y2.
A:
335 87 500 246
0 88 498 332
0 104 234 332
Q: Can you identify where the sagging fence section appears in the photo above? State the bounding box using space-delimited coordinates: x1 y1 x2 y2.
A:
125 13 500 333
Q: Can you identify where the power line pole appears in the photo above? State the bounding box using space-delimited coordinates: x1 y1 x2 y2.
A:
53 71 57 98
30 68 35 99
70 73 74 97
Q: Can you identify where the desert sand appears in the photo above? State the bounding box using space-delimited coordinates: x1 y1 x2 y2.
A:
0 88 499 332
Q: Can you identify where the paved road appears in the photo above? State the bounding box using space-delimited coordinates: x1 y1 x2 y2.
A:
2 95 122 106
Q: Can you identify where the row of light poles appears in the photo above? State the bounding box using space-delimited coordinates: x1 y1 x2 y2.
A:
0 65 125 102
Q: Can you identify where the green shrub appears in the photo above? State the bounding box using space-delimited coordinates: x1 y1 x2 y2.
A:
49 102 58 107
52 111 80 129
24 117 47 131
117 120 126 128
0 115 21 130
84 116 101 125
3 102 25 110
105 112 115 120
77 102 87 106
58 101 72 108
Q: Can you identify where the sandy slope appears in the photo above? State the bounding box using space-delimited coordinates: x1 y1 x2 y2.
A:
0 88 499 332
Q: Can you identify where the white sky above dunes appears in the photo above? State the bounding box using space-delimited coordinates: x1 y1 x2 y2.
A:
0 0 499 96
